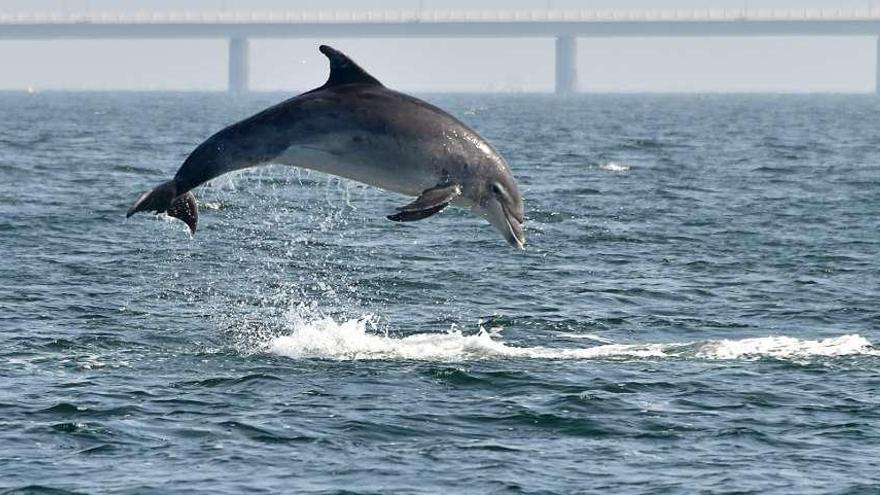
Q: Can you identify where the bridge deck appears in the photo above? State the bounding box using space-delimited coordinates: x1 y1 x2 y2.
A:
3 8 880 25
2 9 880 39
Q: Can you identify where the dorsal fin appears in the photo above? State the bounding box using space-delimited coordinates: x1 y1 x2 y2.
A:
319 45 383 88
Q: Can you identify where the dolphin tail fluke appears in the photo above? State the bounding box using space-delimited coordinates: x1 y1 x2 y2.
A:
126 180 199 235
166 192 199 235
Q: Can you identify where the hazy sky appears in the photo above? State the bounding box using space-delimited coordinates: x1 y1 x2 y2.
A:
1 0 878 92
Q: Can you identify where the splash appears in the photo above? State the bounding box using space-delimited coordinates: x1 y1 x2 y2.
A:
265 311 878 362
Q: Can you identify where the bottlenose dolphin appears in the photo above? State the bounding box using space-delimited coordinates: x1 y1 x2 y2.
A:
127 45 525 248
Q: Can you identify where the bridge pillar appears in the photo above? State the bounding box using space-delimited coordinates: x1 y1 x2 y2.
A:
228 37 249 95
555 35 577 95
876 37 880 95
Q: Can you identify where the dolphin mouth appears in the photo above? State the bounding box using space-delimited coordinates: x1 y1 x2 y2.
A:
501 203 526 250
480 198 525 250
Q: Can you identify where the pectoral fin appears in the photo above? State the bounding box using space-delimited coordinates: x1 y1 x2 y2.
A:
387 184 461 222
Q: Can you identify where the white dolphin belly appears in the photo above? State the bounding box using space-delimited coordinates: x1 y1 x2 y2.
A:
274 132 436 197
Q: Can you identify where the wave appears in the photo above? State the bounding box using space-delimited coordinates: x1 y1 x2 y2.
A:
266 312 878 362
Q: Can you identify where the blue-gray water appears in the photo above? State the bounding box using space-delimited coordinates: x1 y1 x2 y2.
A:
1 92 879 494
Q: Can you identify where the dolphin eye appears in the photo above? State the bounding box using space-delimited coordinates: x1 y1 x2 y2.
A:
491 184 503 196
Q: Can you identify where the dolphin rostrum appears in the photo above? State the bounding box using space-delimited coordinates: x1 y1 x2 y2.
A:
127 45 525 248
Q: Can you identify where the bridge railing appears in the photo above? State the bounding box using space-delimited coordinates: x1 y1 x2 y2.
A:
2 8 880 25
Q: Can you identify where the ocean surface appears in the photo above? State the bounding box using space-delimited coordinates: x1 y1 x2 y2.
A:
1 91 878 494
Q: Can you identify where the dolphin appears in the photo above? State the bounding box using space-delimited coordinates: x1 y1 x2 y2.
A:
127 45 525 248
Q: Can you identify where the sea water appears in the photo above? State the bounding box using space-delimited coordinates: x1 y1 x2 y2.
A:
1 92 878 493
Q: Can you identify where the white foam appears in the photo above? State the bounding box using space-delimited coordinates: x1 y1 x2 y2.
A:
599 161 631 173
265 312 879 362
268 317 666 361
694 334 878 360
558 332 616 344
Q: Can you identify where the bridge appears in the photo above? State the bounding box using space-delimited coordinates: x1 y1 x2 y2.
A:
3 8 880 94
